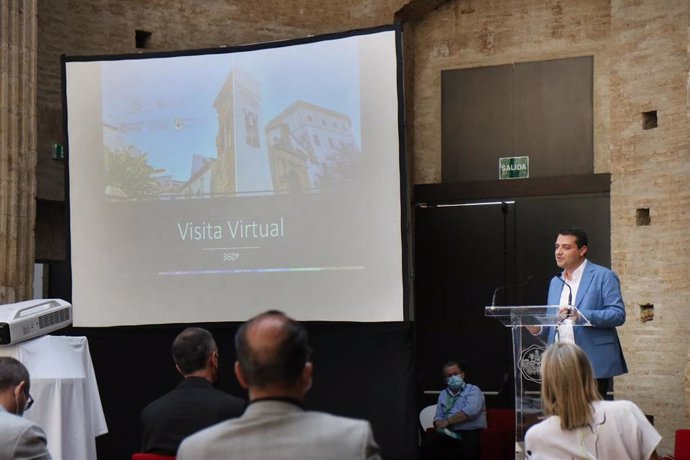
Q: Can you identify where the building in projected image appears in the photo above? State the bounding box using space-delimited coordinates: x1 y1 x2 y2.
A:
265 100 360 190
102 67 361 200
178 154 217 197
213 66 272 194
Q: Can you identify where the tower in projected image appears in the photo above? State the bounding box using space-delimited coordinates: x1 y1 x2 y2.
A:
265 100 360 190
213 66 272 194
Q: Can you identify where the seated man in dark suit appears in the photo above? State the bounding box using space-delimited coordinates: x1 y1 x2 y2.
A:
0 357 52 460
140 327 245 455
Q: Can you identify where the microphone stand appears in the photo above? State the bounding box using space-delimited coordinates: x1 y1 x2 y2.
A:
490 275 534 306
555 272 573 342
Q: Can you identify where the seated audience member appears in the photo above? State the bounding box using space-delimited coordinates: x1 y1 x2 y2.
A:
419 360 487 460
140 327 245 455
0 357 52 460
525 342 660 460
178 310 381 460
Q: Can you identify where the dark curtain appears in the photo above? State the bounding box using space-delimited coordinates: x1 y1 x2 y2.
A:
59 321 417 460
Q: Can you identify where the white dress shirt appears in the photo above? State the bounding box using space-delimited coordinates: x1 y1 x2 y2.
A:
556 259 587 343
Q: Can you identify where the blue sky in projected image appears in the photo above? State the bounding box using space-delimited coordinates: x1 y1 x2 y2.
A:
101 38 361 181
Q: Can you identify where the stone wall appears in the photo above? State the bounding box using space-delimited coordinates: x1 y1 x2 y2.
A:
0 0 37 302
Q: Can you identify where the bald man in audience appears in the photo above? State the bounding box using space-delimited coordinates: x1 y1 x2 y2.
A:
140 327 245 455
178 310 381 460
0 357 52 460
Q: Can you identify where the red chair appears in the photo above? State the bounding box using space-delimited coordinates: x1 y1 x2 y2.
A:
675 429 690 460
480 408 516 460
131 453 176 460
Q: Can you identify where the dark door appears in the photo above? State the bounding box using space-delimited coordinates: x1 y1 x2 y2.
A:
414 201 516 402
414 192 610 408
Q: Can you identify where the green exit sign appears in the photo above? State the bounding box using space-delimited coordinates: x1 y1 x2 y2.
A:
499 156 529 180
52 143 64 160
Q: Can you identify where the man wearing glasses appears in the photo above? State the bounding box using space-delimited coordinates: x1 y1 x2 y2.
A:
0 356 52 459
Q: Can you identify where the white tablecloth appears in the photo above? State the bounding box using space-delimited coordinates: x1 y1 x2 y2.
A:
0 335 108 460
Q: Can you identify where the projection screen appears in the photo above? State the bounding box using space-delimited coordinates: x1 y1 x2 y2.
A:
64 26 408 326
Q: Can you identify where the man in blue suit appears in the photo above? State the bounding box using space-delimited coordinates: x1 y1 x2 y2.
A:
530 227 627 398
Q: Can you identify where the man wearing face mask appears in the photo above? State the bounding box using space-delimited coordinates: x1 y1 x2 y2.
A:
178 310 381 460
0 357 52 460
420 360 487 460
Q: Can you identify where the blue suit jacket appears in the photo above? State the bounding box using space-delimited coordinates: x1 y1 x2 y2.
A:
545 260 628 378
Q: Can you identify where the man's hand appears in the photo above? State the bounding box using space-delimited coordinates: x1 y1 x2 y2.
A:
558 306 580 321
448 411 468 424
526 325 542 335
433 419 449 429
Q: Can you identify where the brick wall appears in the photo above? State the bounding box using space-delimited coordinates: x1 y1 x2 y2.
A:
409 0 613 183
408 0 689 454
32 0 690 453
609 0 690 453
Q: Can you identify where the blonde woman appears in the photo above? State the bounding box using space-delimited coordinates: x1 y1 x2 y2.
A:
525 342 660 460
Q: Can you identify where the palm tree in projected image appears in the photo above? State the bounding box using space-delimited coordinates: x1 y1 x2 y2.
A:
104 145 162 200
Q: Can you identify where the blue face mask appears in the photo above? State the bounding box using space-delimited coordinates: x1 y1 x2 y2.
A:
446 374 464 391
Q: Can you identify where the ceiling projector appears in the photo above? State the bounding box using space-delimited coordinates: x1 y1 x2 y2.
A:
0 299 72 346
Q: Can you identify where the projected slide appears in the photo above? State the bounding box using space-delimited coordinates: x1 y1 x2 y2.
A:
65 26 406 326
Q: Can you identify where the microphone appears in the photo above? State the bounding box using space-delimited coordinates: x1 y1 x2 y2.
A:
555 272 572 305
555 273 575 337
491 275 533 306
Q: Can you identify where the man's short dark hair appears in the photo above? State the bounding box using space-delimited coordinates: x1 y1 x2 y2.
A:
172 327 217 375
442 360 465 375
558 227 589 248
0 357 30 392
235 310 312 388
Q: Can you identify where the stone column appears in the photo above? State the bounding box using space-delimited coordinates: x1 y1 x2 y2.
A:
0 0 37 303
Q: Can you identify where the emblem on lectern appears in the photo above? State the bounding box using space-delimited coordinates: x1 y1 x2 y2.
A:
518 344 545 383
